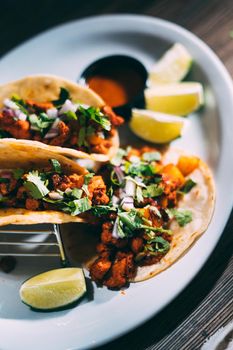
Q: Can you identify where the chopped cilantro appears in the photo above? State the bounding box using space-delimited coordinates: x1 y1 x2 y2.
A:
78 127 87 147
64 110 77 120
52 88 70 107
146 236 170 253
0 178 10 183
142 184 163 197
92 205 116 217
125 162 156 177
170 209 192 227
29 113 54 134
24 170 49 199
69 188 83 199
50 159 61 173
11 95 28 115
12 169 24 180
180 179 196 193
63 197 91 216
78 106 111 131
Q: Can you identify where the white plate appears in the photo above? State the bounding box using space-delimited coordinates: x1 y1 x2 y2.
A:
0 14 233 350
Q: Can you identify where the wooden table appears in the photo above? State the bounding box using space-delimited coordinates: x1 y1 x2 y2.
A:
1 1 233 349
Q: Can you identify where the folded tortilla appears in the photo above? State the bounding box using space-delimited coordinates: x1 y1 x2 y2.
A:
131 148 215 282
0 74 120 162
0 140 91 226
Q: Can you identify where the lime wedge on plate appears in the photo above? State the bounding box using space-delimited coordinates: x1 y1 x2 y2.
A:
20 268 86 310
148 43 192 85
145 82 204 116
130 108 186 144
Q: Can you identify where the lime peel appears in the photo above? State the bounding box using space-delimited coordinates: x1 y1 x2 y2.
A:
148 43 192 85
19 267 86 310
145 82 204 116
130 108 186 144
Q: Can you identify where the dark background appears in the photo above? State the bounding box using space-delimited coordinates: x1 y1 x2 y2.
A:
1 1 233 349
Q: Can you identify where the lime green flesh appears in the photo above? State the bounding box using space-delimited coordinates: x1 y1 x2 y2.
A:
19 268 86 310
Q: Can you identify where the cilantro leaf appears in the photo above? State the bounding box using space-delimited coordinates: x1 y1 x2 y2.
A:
50 159 61 173
24 171 49 199
171 209 193 227
64 110 77 121
79 106 111 131
11 95 28 115
0 178 10 183
52 88 70 107
142 184 163 197
29 113 54 134
92 205 116 217
78 127 87 147
63 197 91 216
180 179 196 194
146 236 170 253
12 168 24 180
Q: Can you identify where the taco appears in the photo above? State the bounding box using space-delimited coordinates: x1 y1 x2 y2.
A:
0 75 123 162
0 140 111 226
87 146 215 288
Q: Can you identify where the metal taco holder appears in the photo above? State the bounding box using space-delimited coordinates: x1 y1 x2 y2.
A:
0 224 67 266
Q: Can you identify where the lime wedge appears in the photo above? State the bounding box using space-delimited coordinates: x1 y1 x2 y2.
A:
145 82 204 116
148 43 192 85
130 108 186 144
20 268 86 310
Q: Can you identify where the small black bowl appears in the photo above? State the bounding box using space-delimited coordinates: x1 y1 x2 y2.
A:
79 55 148 119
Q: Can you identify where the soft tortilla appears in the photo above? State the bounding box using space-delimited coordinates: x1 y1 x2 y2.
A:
0 74 119 161
0 140 89 226
131 148 215 282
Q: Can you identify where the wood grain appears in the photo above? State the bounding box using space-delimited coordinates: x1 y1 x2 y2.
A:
0 1 232 349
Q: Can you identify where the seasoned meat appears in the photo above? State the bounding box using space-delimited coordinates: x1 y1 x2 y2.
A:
0 112 30 139
49 121 70 146
90 258 112 282
25 198 40 210
130 237 144 254
88 176 109 205
101 105 124 126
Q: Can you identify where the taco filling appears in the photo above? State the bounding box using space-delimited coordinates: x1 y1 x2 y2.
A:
88 147 202 289
0 159 110 216
0 87 123 155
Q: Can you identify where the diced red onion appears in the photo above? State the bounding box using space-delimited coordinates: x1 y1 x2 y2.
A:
124 178 136 197
114 166 124 184
121 196 134 211
15 109 27 121
3 99 19 110
2 108 15 117
47 108 58 119
59 99 77 114
112 218 120 239
48 191 64 200
44 119 60 139
112 195 120 206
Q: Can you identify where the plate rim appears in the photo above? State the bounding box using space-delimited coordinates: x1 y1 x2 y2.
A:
0 14 233 350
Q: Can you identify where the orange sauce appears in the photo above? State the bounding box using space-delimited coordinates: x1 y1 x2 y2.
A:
87 67 145 108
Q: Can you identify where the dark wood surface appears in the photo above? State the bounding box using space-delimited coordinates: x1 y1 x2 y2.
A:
0 1 233 349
